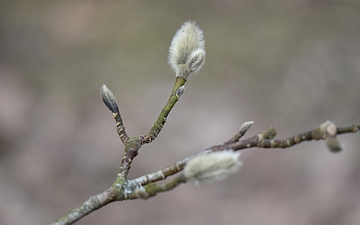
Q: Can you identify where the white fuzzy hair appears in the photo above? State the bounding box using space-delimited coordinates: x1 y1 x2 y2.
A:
184 150 242 186
168 21 206 79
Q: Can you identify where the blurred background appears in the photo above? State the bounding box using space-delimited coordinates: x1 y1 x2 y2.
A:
1 1 360 224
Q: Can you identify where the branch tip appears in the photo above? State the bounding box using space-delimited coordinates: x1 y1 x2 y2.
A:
100 84 119 114
168 21 206 80
239 121 254 134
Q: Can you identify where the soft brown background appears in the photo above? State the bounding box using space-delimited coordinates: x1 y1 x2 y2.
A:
1 1 360 225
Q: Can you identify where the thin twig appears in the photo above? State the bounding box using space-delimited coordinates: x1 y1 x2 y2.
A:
50 186 118 225
49 122 359 225
139 77 187 144
133 122 359 185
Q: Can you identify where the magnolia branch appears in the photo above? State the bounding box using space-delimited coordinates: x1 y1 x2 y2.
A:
133 121 359 185
49 21 359 225
50 121 359 225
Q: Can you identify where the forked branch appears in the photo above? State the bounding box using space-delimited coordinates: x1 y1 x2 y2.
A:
49 21 359 225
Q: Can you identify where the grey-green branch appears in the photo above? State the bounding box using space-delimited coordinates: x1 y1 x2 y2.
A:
50 108 359 225
50 21 358 225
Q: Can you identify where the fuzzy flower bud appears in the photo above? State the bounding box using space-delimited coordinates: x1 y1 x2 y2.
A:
183 150 242 186
168 21 206 80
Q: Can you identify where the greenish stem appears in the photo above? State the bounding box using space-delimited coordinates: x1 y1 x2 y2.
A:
127 175 187 200
139 77 186 144
337 124 359 134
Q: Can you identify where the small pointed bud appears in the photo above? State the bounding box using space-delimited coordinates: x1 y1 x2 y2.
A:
175 85 185 99
183 150 242 186
100 84 119 113
168 21 206 80
239 121 254 134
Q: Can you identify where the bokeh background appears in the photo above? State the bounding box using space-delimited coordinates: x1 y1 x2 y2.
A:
1 1 360 225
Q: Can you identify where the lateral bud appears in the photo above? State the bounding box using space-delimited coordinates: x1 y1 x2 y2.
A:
100 84 119 113
183 150 242 186
175 85 185 99
326 137 342 153
320 121 343 153
258 126 277 140
133 186 150 200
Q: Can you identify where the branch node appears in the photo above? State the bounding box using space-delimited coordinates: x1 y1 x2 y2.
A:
100 84 119 114
259 126 277 140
